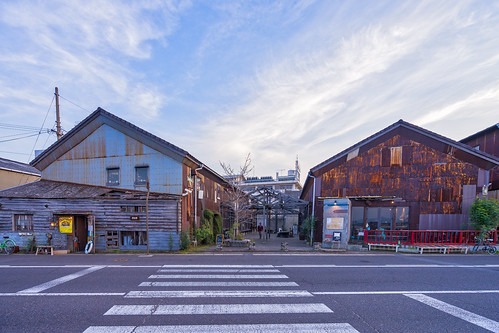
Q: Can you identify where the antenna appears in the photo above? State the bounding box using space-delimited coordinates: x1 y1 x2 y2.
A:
55 87 63 140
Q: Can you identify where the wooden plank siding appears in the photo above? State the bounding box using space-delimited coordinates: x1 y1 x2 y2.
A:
0 195 181 252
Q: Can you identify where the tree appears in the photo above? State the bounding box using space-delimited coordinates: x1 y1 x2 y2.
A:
220 153 254 239
470 198 499 238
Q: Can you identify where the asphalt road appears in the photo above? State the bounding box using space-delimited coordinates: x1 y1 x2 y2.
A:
0 253 498 333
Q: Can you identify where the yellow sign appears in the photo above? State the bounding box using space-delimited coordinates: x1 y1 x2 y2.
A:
58 216 73 233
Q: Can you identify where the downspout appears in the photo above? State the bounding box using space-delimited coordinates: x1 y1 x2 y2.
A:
308 172 316 246
193 164 204 231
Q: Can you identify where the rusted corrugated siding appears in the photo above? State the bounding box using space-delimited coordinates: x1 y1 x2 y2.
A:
320 135 481 216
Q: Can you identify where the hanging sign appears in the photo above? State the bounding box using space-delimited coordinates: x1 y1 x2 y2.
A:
58 216 73 233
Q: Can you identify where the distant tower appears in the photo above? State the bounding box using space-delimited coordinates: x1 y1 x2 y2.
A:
295 155 300 182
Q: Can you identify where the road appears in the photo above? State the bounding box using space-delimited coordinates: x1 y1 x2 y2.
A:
0 253 498 333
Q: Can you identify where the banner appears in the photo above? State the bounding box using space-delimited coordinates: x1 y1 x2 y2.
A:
59 216 73 233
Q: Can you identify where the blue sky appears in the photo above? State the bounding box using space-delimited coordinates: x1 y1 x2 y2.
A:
1 0 498 182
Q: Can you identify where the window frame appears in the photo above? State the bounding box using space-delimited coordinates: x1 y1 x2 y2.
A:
13 214 34 231
135 166 149 186
106 167 120 186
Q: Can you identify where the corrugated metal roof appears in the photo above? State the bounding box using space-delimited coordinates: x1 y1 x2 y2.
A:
0 157 40 176
0 179 177 199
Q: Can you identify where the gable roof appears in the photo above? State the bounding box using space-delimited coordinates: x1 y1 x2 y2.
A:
0 179 176 199
303 119 499 193
0 157 40 176
460 123 499 143
30 107 227 185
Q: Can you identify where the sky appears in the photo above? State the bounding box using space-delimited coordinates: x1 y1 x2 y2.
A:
1 0 498 183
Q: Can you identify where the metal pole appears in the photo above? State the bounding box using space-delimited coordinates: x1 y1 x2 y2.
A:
146 180 150 255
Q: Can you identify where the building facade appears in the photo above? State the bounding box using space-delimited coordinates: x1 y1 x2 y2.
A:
0 108 229 252
301 120 499 244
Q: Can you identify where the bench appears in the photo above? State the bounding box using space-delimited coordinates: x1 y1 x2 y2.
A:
368 243 399 252
224 239 250 247
277 231 291 238
36 246 53 255
416 245 468 254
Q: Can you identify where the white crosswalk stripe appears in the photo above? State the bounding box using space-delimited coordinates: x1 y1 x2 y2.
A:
85 264 356 332
105 303 333 315
84 323 360 333
139 281 298 287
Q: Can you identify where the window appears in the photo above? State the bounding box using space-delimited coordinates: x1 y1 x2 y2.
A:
14 214 33 231
135 166 149 185
390 147 402 166
121 231 147 246
107 168 120 185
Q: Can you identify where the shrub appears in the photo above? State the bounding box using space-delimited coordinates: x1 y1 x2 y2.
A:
470 198 499 238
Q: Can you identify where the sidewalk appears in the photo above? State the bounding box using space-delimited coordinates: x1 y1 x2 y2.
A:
201 231 319 253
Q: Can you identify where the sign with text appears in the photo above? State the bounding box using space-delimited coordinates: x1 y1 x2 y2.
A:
58 216 73 234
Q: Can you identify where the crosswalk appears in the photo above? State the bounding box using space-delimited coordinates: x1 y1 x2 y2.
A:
83 265 359 333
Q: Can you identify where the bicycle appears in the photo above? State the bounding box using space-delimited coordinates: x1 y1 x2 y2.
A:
0 236 16 255
472 238 497 255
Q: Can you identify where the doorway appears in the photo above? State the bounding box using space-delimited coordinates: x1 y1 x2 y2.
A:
73 215 87 252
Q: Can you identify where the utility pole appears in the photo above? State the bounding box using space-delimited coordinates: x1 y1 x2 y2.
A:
55 87 63 140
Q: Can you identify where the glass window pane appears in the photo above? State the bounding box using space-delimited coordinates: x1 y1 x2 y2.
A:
107 168 119 185
135 166 149 185
379 208 393 230
395 207 409 230
14 214 33 231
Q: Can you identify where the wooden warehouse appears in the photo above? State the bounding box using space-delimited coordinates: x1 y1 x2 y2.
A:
0 180 180 252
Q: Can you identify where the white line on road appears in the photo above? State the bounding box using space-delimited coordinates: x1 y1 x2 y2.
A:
148 274 288 279
277 264 499 268
83 323 360 333
314 290 499 295
161 265 275 268
405 293 499 333
125 290 313 298
158 269 281 273
0 292 125 296
17 266 105 293
139 281 299 287
104 303 333 315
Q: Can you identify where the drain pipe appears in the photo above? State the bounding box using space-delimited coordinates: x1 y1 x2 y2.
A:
193 164 204 231
308 172 316 246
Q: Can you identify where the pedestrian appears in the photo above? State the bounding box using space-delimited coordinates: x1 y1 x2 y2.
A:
257 223 264 239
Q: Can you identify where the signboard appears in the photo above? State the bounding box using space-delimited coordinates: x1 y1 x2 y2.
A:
326 217 344 230
216 234 224 246
58 216 73 234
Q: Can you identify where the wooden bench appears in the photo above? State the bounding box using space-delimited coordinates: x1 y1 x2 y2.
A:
224 239 250 247
36 246 54 255
368 243 399 252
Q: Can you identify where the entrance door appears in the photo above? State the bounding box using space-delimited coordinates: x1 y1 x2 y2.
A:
73 216 87 252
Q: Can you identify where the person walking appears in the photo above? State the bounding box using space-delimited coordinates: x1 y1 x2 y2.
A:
257 223 264 239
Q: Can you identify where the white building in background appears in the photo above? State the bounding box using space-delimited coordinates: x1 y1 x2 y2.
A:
238 158 302 193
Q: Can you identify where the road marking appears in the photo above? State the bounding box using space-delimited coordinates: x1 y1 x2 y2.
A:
140 281 299 287
105 303 333 315
17 266 105 293
405 293 499 332
278 264 499 268
125 290 313 298
84 323 359 333
149 274 288 279
161 265 275 268
0 292 125 296
314 290 499 295
158 268 281 273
